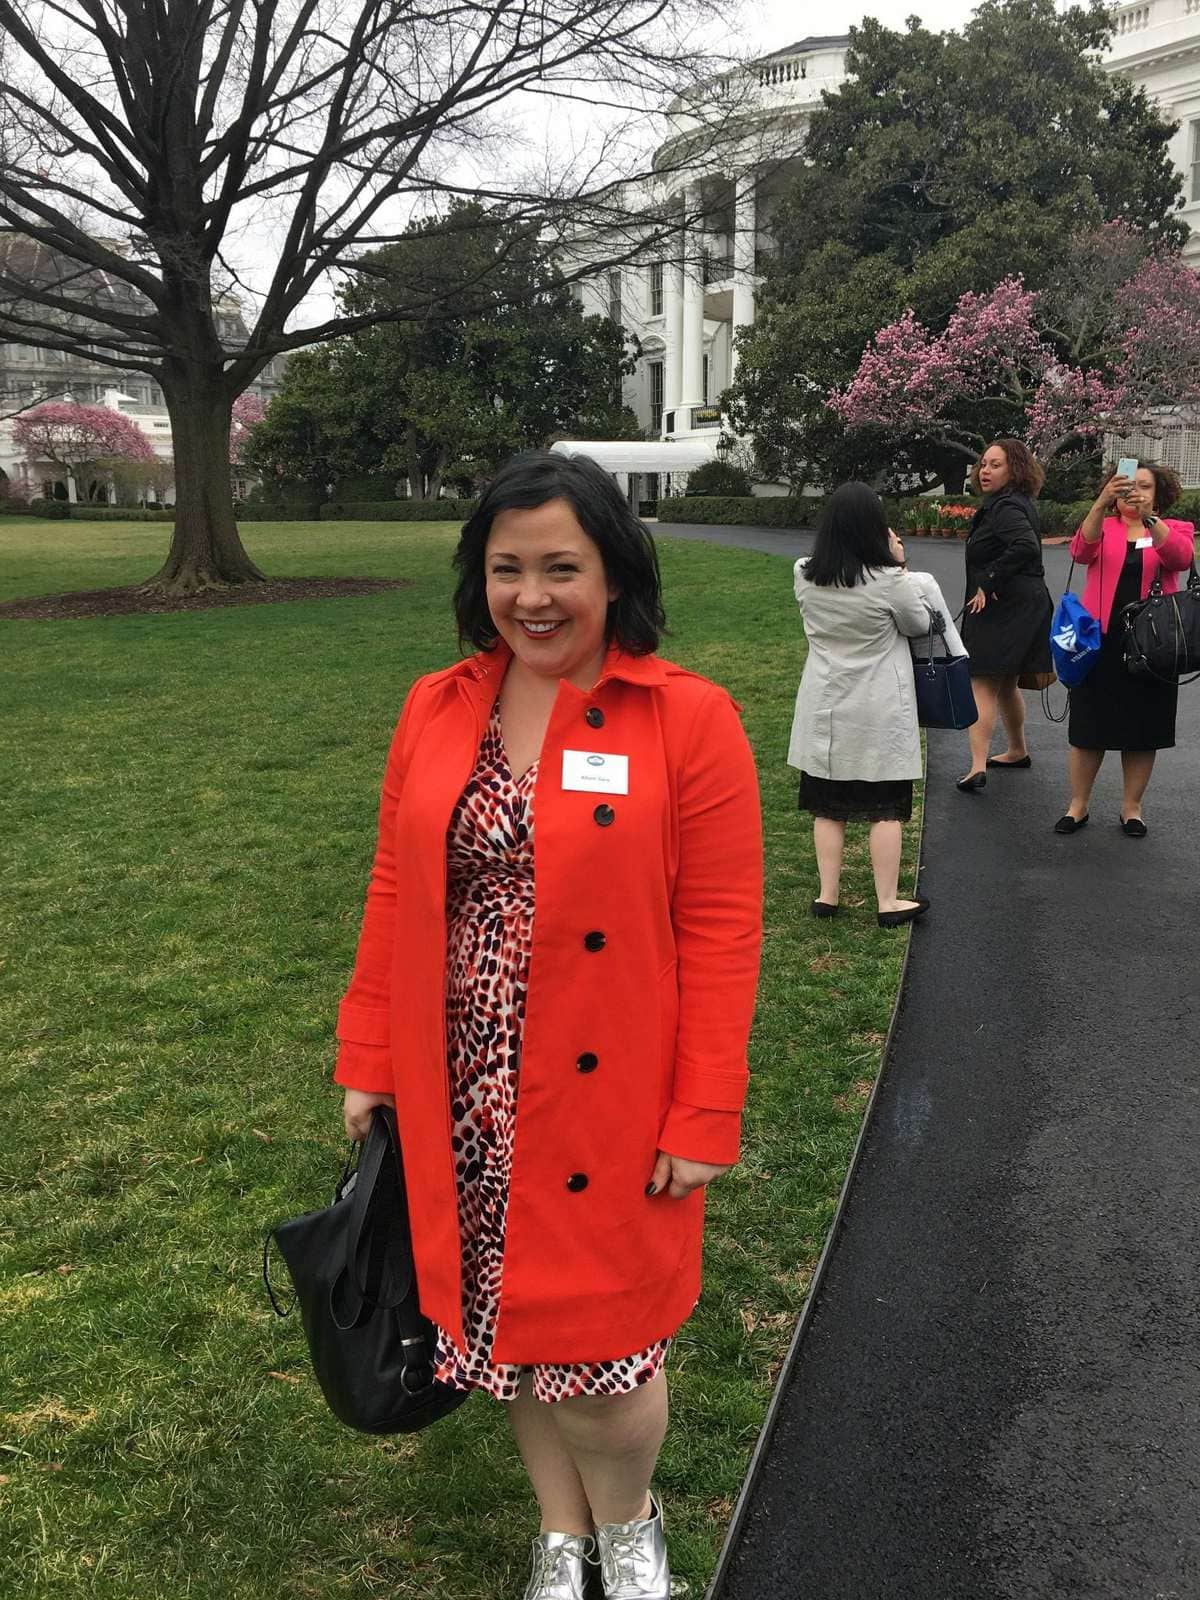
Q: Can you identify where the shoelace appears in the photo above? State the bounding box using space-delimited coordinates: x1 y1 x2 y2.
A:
530 1539 588 1594
599 1526 644 1590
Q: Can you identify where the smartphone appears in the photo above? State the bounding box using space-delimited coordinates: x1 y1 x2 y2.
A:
1117 456 1138 484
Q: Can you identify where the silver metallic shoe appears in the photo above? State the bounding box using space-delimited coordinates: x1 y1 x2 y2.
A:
595 1492 685 1599
522 1531 597 1600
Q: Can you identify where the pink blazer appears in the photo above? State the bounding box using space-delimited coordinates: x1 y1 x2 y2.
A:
1069 517 1195 634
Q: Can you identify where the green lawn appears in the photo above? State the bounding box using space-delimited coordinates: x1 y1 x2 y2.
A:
0 518 918 1599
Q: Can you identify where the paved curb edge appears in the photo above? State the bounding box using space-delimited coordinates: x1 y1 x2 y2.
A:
703 755 930 1599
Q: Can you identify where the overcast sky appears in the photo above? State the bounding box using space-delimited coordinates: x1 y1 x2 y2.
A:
742 0 978 51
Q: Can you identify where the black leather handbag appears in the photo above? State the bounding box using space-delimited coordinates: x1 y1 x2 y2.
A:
1121 561 1200 684
264 1106 470 1434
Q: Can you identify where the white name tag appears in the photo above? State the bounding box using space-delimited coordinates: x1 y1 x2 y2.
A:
1134 536 1153 549
562 749 629 795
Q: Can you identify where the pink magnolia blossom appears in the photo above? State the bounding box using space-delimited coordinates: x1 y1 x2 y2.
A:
13 402 156 468
1026 366 1130 455
1114 255 1200 409
833 247 1200 462
830 279 1051 437
229 393 267 464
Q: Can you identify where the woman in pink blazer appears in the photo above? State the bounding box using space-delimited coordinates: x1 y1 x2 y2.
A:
1055 462 1195 838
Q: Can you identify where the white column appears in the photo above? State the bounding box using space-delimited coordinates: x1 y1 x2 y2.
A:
680 186 705 421
664 244 684 422
730 173 757 381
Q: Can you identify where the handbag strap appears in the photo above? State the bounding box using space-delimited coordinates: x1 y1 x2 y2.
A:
262 1138 360 1318
917 604 955 664
344 1104 414 1312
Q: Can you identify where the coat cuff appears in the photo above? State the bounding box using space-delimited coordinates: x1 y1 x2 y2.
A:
337 999 390 1046
658 1103 742 1166
333 1042 394 1094
671 1061 749 1112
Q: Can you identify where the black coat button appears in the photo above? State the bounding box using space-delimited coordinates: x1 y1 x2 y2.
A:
577 1052 599 1073
593 804 615 827
583 930 606 952
566 1172 589 1192
585 706 605 728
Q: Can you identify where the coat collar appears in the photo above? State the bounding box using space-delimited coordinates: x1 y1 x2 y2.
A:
447 640 669 693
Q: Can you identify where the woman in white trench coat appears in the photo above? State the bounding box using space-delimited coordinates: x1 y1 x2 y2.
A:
789 482 949 929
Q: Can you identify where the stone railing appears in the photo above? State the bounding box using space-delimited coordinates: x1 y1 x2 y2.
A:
757 53 808 88
1115 2 1152 31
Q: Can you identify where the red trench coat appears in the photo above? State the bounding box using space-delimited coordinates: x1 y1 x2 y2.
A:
333 642 763 1364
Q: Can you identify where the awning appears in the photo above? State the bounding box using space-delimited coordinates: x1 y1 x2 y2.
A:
550 438 720 472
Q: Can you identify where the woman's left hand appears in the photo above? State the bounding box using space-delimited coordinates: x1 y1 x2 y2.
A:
648 1151 732 1199
967 586 987 614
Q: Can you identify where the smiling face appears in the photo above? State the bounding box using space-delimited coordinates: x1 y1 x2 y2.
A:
485 498 618 688
976 445 1011 494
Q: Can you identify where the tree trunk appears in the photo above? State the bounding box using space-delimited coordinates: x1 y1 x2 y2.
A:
139 373 266 594
405 426 423 500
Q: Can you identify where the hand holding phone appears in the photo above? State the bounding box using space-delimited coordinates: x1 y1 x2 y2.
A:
1109 457 1138 506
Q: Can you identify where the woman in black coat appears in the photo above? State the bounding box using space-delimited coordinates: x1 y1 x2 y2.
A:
957 437 1054 792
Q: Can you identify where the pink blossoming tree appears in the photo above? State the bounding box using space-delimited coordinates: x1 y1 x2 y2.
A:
13 402 156 500
229 394 268 466
829 224 1200 473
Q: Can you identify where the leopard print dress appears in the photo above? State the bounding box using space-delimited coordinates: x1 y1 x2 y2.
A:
432 707 671 1404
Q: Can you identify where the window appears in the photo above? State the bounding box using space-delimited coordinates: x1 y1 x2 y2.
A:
649 261 664 317
1192 121 1200 204
649 360 664 433
608 269 622 328
702 355 710 404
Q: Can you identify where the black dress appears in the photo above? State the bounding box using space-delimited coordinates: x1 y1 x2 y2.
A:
1068 544 1177 752
960 490 1054 678
797 773 913 823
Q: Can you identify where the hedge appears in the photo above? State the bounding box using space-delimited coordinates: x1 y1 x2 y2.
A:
656 496 819 528
234 505 322 521
658 491 1200 540
317 499 478 521
331 475 403 502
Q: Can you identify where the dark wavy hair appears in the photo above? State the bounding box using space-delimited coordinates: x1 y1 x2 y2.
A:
804 482 902 588
453 451 666 655
1100 459 1181 513
969 438 1046 498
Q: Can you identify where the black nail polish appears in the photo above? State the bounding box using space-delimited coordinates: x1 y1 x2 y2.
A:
645 1182 657 1196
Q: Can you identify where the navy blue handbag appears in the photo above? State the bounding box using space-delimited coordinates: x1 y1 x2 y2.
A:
912 621 978 729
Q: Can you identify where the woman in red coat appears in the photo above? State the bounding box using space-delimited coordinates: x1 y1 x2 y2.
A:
334 451 763 1600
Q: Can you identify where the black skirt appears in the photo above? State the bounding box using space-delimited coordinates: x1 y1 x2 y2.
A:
1069 548 1177 752
960 575 1054 678
798 773 913 823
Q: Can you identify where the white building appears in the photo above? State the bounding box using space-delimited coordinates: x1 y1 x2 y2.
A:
573 37 848 464
583 14 1200 486
0 238 288 502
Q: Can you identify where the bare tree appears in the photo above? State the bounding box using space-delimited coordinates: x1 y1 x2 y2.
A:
0 0 759 592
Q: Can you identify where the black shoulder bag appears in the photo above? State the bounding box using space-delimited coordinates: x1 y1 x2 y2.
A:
1121 560 1200 686
263 1105 470 1434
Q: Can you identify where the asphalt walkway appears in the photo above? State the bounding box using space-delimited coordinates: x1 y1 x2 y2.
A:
655 525 1200 1600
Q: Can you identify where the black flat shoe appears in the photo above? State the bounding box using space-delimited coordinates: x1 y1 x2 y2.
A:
956 772 987 793
1120 816 1148 838
811 899 840 918
1053 812 1088 834
986 755 1032 769
877 897 930 928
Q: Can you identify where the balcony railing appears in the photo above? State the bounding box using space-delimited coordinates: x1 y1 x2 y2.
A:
690 404 722 430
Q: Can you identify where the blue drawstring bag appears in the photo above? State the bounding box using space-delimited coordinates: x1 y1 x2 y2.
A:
1050 575 1101 689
